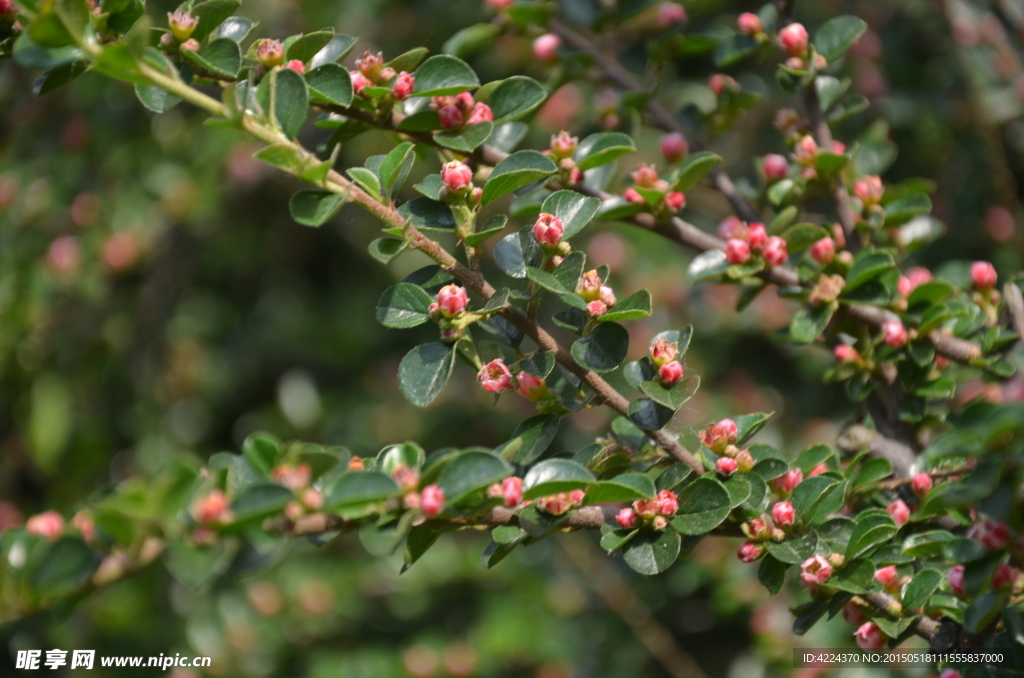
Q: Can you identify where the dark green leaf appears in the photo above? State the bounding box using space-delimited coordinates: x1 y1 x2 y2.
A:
289 189 345 227
398 197 456 232
326 471 400 509
434 122 493 152
182 37 241 78
230 483 293 522
575 132 636 171
438 450 512 504
32 537 96 596
442 22 502 58
584 473 656 504
486 76 547 123
376 283 433 328
597 289 652 323
674 152 722 191
482 151 557 205
671 477 731 534
523 459 594 499
790 305 834 343
627 398 675 431
412 54 479 97
571 322 629 372
540 190 601 239
902 569 942 611
305 63 353 107
190 0 241 41
495 414 560 465
758 554 787 593
398 342 455 407
813 15 867 61
623 529 681 575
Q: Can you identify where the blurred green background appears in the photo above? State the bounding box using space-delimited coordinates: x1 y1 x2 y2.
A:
2 0 1023 675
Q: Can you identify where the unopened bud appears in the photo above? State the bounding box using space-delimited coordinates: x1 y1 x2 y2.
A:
257 39 285 68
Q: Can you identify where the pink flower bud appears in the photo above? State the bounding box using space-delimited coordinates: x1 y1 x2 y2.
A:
616 507 637 529
763 236 788 266
842 601 866 626
738 541 764 563
533 213 564 246
437 284 468 317
779 22 809 57
718 216 748 241
46 236 80 273
874 565 900 589
772 468 803 495
708 73 737 96
577 270 602 301
833 344 860 363
809 237 836 264
772 501 796 527
624 187 646 205
737 12 763 36
657 2 687 27
441 160 473 192
993 563 1019 590
658 360 684 387
467 102 493 125
762 153 788 182
747 222 768 250
854 621 886 650
967 519 1011 550
420 484 445 517
350 70 372 96
516 371 547 400
853 175 883 206
735 450 754 472
486 0 514 10
743 517 771 540
882 322 908 348
179 38 200 52
192 490 230 525
660 132 688 163
792 134 818 165
439 105 465 130
599 285 616 307
501 477 524 507
392 71 415 100
971 261 998 290
302 489 324 510
282 59 305 75
167 8 199 41
725 238 751 264
391 464 421 493
630 163 659 188
652 515 669 531
716 456 738 477
699 419 738 453
940 671 963 678
550 131 579 159
271 463 312 491
478 359 515 393
355 51 385 81
650 339 679 366
633 498 659 517
656 490 678 516
587 300 608 318
800 554 832 586
568 167 584 185
911 472 933 497
26 511 64 541
948 564 966 597
257 39 285 68
663 191 686 212
379 67 396 82
808 463 829 477
533 33 561 62
887 499 910 525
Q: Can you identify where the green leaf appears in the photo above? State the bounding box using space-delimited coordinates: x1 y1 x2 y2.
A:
688 249 730 282
253 143 306 172
36 59 89 96
656 464 692 492
213 16 256 43
600 524 638 552
540 190 601 239
262 67 309 138
851 457 893 489
673 152 722 191
883 192 931 227
790 306 834 343
482 151 557 205
326 471 400 509
398 342 455 407
434 122 493 152
845 509 897 559
627 398 675 431
758 555 787 593
135 78 181 113
286 30 335 63
552 251 586 295
523 459 595 499
190 0 241 41
403 525 441 571
495 414 560 465
671 477 731 534
815 76 851 111
310 34 358 69
378 141 416 200
517 352 556 378
526 266 573 295
623 529 681 575
791 476 846 525
944 537 988 564
901 530 955 558
766 533 818 564
493 226 539 278
376 283 433 328
289 189 345 227
377 442 426 475
638 375 700 410
230 483 294 523
438 450 512 503
734 412 773 445
597 290 652 322
782 223 830 253
182 38 240 78
714 32 760 66
486 76 547 123
796 444 834 473
412 54 479 97
368 238 407 264
465 215 507 247
575 132 636 171
813 15 868 62
305 63 353 107
442 22 502 58
398 197 456 232
32 537 96 596
902 569 942 611
964 592 1008 634
584 473 656 504
844 248 895 292
571 322 629 372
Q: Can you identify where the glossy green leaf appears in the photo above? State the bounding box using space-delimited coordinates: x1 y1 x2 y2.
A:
289 189 345 227
673 152 722 191
584 473 656 504
376 283 433 328
286 31 335 63
845 250 895 294
638 375 700 410
540 190 601 239
575 132 636 171
482 151 557 204
571 322 629 372
434 122 493 152
326 471 400 509
813 15 868 62
688 249 730 282
379 141 416 199
671 477 731 534
438 450 512 503
494 414 560 465
398 197 456 232
627 398 675 431
398 342 455 407
623 528 681 575
790 305 833 343
523 459 594 499
190 0 241 41
412 54 479 97
305 63 353 107
597 289 652 322
845 509 897 559
902 568 942 611
734 412 773 445
310 34 358 69
486 76 547 123
442 22 502 58
181 38 241 78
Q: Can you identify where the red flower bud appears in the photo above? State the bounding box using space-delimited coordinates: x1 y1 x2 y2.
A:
762 153 788 182
436 284 469 318
192 490 231 525
167 8 199 42
26 511 65 541
478 359 515 393
874 565 900 589
763 236 788 266
948 564 966 597
501 477 523 507
257 39 285 68
967 519 1011 550
533 213 564 246
971 261 998 290
911 472 932 497
833 344 860 363
624 187 646 205
737 12 763 36
441 160 473 192
800 554 832 587
616 507 637 529
772 467 803 495
486 0 514 10
392 71 415 100
779 22 809 57
808 463 828 477
467 102 493 125
660 132 688 163
747 222 767 250
743 517 771 540
516 372 546 400
420 484 445 517
351 71 372 96
853 175 883 206
658 360 684 387
180 39 200 52
725 238 751 264
882 322 908 348
355 51 385 81
716 456 738 477
940 670 963 678
809 237 835 264
533 34 561 62
887 499 910 525
550 131 578 159
993 563 1019 590
699 418 738 453
663 191 686 212
842 601 866 626
657 2 687 27
655 490 678 515
284 59 305 75
708 73 737 96
854 622 885 650
792 134 818 166
439 105 464 130
587 300 608 318
772 501 796 527
737 541 764 563
718 216 748 240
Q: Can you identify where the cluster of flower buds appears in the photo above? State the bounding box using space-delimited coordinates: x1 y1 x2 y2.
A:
576 269 618 318
532 33 561 62
967 518 1012 550
349 51 413 100
699 418 738 453
26 510 65 541
430 92 493 131
722 221 789 267
778 22 827 70
708 73 739 97
387 465 443 516
438 160 483 205
649 338 684 388
427 284 471 342
486 476 524 507
622 164 686 215
616 490 678 531
737 512 789 562
192 489 233 525
544 131 584 185
160 7 200 52
270 463 324 518
536 489 585 516
808 273 845 306
252 39 304 74
715 444 754 477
